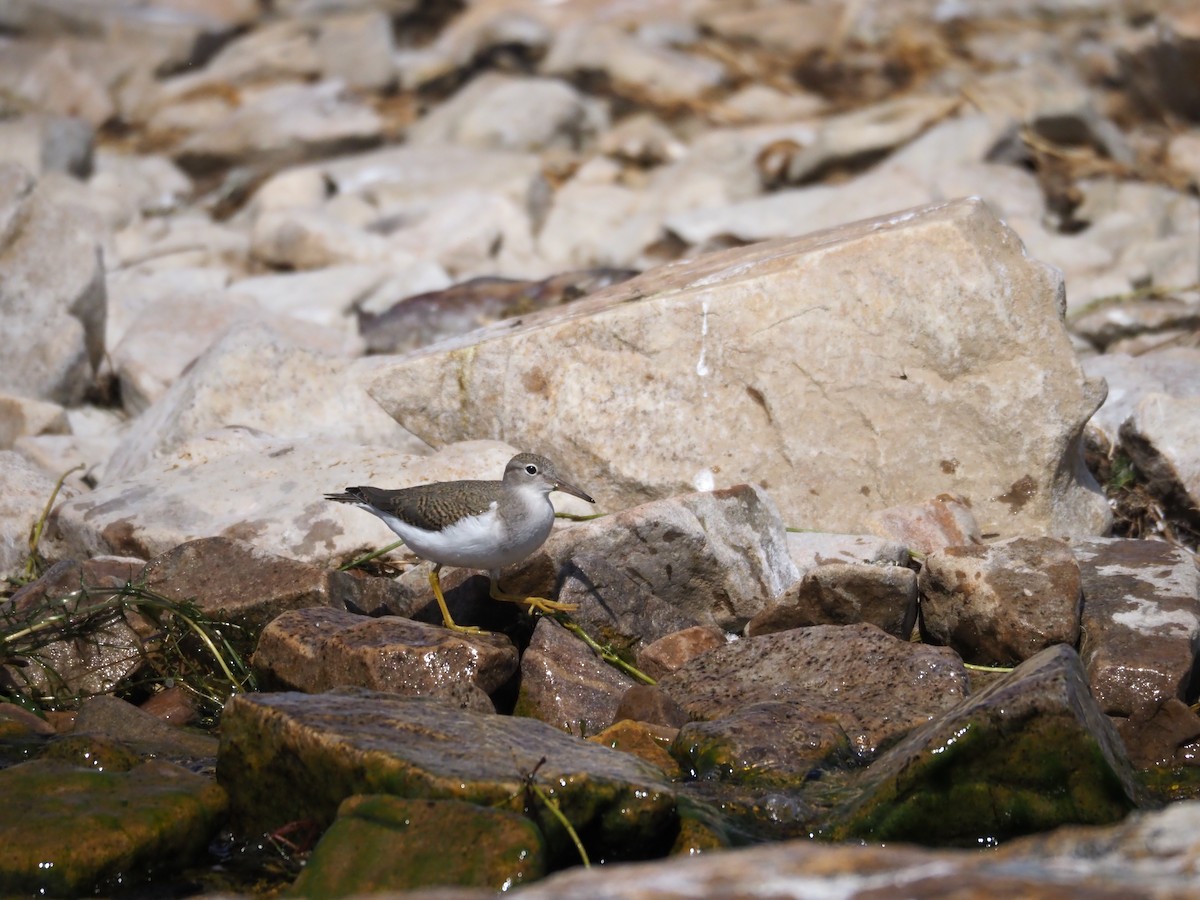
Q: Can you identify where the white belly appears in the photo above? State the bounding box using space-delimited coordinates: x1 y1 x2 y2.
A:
370 499 555 572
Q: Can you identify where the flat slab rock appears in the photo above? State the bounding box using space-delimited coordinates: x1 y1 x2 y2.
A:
1073 537 1200 717
217 689 677 861
253 607 518 713
482 800 1200 899
367 198 1110 538
658 623 968 760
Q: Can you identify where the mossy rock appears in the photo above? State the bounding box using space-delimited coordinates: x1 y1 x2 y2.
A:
290 795 546 897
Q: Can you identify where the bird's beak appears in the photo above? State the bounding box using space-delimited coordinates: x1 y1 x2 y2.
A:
554 478 594 504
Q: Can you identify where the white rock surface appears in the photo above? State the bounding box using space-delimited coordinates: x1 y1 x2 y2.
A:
105 324 427 481
368 198 1111 538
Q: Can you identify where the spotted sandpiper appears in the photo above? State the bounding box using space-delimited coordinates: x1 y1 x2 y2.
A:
325 453 594 633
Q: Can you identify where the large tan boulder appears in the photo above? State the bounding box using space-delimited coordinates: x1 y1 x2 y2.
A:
367 198 1110 538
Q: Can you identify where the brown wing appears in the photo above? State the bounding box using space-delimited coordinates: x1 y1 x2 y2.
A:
343 481 501 531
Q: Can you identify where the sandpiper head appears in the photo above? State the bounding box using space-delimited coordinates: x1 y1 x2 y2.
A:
505 453 594 503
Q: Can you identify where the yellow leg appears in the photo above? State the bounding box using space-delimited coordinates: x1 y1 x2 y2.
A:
428 565 485 634
488 579 578 616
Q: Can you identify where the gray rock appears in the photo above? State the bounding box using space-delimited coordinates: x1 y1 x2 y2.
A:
785 532 911 576
830 644 1141 845
1120 393 1200 529
919 537 1083 667
517 485 798 636
0 164 106 405
369 199 1111 539
72 694 218 761
1074 537 1200 717
748 562 918 640
409 73 607 152
659 623 968 761
105 323 424 481
0 113 93 178
218 689 677 861
0 450 80 582
313 10 396 90
1082 348 1200 452
42 435 515 566
173 80 382 174
514 617 636 734
254 607 517 713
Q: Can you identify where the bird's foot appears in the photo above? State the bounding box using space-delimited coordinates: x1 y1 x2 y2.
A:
429 567 488 634
489 583 578 615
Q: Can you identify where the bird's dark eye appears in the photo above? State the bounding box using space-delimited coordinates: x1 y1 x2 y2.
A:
525 464 539 475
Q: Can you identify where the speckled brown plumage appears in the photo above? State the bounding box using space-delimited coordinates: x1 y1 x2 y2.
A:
325 480 504 531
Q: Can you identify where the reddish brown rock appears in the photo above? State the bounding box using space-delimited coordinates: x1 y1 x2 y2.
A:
748 562 917 639
919 536 1082 667
637 625 727 682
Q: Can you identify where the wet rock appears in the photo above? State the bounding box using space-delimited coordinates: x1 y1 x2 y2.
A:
636 626 727 683
42 435 513 564
0 758 227 897
409 73 607 152
660 623 968 761
104 323 424 480
291 795 546 895
72 694 218 761
138 685 199 727
0 164 106 405
514 617 637 734
143 537 419 631
675 702 853 786
368 199 1110 539
217 689 677 862
1073 538 1200 718
511 800 1200 898
587 720 680 779
830 645 1142 846
1117 698 1200 769
613 685 689 730
863 493 982 555
748 562 918 640
2 556 144 702
1120 394 1200 530
254 607 517 713
919 537 1083 667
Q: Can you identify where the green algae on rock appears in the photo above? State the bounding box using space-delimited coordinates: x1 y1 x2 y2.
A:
217 688 677 864
828 644 1143 846
0 758 228 896
291 795 546 896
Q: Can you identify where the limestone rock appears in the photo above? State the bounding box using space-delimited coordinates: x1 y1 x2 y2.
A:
918 537 1083 667
1120 393 1200 530
863 494 982 555
0 451 79 582
105 323 425 481
43 436 514 566
367 199 1111 538
0 164 106 405
785 532 911 576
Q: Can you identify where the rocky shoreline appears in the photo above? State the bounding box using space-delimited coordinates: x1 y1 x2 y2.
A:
2 0 1200 896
